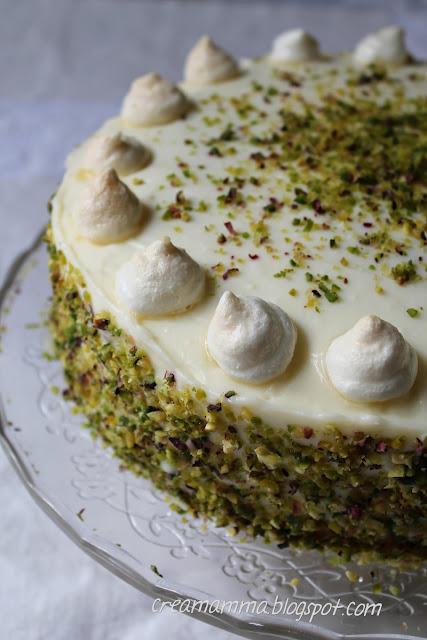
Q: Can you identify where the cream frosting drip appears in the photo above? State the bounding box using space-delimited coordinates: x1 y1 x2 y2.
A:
116 237 206 317
74 169 144 244
52 52 427 437
121 73 190 126
206 292 296 383
184 36 240 85
325 315 418 403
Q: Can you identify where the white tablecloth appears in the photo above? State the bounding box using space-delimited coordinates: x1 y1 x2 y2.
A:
1 1 426 638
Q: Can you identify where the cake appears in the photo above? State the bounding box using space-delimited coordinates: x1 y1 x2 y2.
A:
47 27 427 563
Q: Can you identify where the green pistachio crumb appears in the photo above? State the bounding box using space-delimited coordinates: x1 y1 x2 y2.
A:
406 308 419 318
150 564 163 578
392 261 417 285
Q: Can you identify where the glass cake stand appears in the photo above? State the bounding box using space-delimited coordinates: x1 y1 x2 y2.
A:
1 231 426 640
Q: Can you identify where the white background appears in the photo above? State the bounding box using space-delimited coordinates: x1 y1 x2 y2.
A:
1 1 427 638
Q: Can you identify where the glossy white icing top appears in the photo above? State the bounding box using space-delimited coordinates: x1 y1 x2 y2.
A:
52 52 427 437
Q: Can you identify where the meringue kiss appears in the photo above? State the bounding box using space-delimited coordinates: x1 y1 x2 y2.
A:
325 315 418 402
116 237 205 317
271 29 320 63
206 292 297 383
184 35 240 85
353 26 409 67
75 169 144 244
121 73 190 126
83 132 151 175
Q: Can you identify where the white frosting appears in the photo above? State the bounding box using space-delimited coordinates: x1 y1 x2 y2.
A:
325 315 418 403
184 35 240 85
74 169 144 244
206 292 297 384
121 73 190 126
353 26 408 67
82 132 151 175
115 237 205 317
271 29 320 63
51 55 427 437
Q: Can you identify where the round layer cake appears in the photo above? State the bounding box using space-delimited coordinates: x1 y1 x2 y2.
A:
48 27 427 562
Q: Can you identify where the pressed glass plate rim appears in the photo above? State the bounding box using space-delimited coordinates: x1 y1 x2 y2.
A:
0 229 422 640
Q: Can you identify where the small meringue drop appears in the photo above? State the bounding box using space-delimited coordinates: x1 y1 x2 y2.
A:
325 315 418 403
74 169 144 244
184 35 240 85
121 73 190 126
82 132 151 175
270 29 320 63
353 26 409 67
116 237 205 317
206 292 297 384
